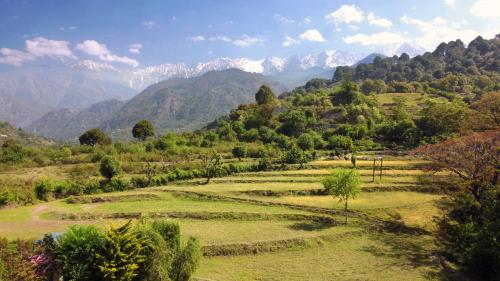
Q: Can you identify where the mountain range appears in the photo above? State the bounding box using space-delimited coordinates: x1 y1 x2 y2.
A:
26 69 285 140
2 43 426 138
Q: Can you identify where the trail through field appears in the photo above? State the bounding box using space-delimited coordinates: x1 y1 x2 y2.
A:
31 204 48 221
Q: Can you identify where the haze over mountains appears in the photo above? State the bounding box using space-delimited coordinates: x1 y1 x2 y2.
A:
0 43 425 140
26 69 285 140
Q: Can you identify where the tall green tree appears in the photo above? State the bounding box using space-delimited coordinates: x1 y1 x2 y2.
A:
255 85 275 105
132 120 155 141
322 168 362 223
79 128 110 146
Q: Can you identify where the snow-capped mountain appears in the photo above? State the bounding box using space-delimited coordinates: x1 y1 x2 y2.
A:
121 50 365 91
394 43 427 58
71 60 119 72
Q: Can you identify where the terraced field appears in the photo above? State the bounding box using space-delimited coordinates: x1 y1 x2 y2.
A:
0 157 449 280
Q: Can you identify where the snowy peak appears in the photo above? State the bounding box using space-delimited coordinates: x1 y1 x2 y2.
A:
71 60 119 72
395 43 427 57
73 50 366 91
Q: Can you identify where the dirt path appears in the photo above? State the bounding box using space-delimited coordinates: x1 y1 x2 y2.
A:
31 204 48 221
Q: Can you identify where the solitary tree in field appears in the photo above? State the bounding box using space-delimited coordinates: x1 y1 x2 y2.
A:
99 155 121 180
322 168 362 224
200 152 222 184
132 120 155 141
79 128 110 146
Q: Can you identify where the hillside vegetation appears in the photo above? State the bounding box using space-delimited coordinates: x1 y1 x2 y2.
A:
0 35 498 281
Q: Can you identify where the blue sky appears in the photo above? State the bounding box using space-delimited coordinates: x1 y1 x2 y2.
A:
0 0 498 68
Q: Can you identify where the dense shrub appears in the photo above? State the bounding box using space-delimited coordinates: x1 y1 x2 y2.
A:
231 145 247 160
56 225 104 281
34 180 53 201
0 139 26 164
327 135 354 155
99 155 121 180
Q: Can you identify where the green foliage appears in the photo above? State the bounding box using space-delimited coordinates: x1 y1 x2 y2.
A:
296 133 315 150
132 120 155 141
201 152 222 184
56 225 104 281
417 99 466 141
255 85 275 105
79 128 111 146
360 79 386 95
96 221 147 281
99 155 122 180
281 147 309 168
327 135 353 155
278 110 308 137
232 145 247 160
34 179 53 201
322 168 362 223
332 81 361 105
170 237 201 281
0 139 25 164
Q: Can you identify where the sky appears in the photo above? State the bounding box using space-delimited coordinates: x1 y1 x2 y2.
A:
0 0 498 69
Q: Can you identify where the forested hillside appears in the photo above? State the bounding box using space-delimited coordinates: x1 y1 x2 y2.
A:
333 35 499 96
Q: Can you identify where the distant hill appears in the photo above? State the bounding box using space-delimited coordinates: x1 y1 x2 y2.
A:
26 69 286 140
25 99 126 141
0 121 53 146
0 66 136 127
354 53 387 66
101 69 286 138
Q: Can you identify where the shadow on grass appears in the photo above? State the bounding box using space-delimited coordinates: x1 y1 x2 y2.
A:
287 220 336 231
361 204 469 280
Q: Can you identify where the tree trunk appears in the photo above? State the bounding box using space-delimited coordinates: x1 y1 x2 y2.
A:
379 158 383 181
344 199 348 224
372 158 376 182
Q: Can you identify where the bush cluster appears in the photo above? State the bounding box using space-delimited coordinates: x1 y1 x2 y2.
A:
0 220 201 281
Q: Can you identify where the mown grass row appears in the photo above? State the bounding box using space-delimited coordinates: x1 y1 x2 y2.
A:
47 210 338 224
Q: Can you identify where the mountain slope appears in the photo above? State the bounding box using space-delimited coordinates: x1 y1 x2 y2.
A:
25 99 126 141
0 66 136 126
0 121 53 146
101 69 286 138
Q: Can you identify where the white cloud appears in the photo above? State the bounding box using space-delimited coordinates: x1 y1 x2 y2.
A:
444 0 456 7
233 35 264 47
303 17 312 24
470 0 500 18
282 36 301 47
367 13 392 28
274 14 295 24
400 15 496 50
0 48 35 66
59 26 78 31
188 35 205 42
343 32 407 46
299 29 326 42
325 5 364 24
348 25 359 31
0 37 75 66
76 40 138 67
207 35 263 47
26 37 75 58
142 21 155 29
209 35 232 42
128 43 142 54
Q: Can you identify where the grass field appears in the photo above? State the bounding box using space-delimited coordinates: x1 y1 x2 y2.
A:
0 156 451 280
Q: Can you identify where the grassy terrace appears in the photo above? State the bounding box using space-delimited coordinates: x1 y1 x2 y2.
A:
0 156 447 280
